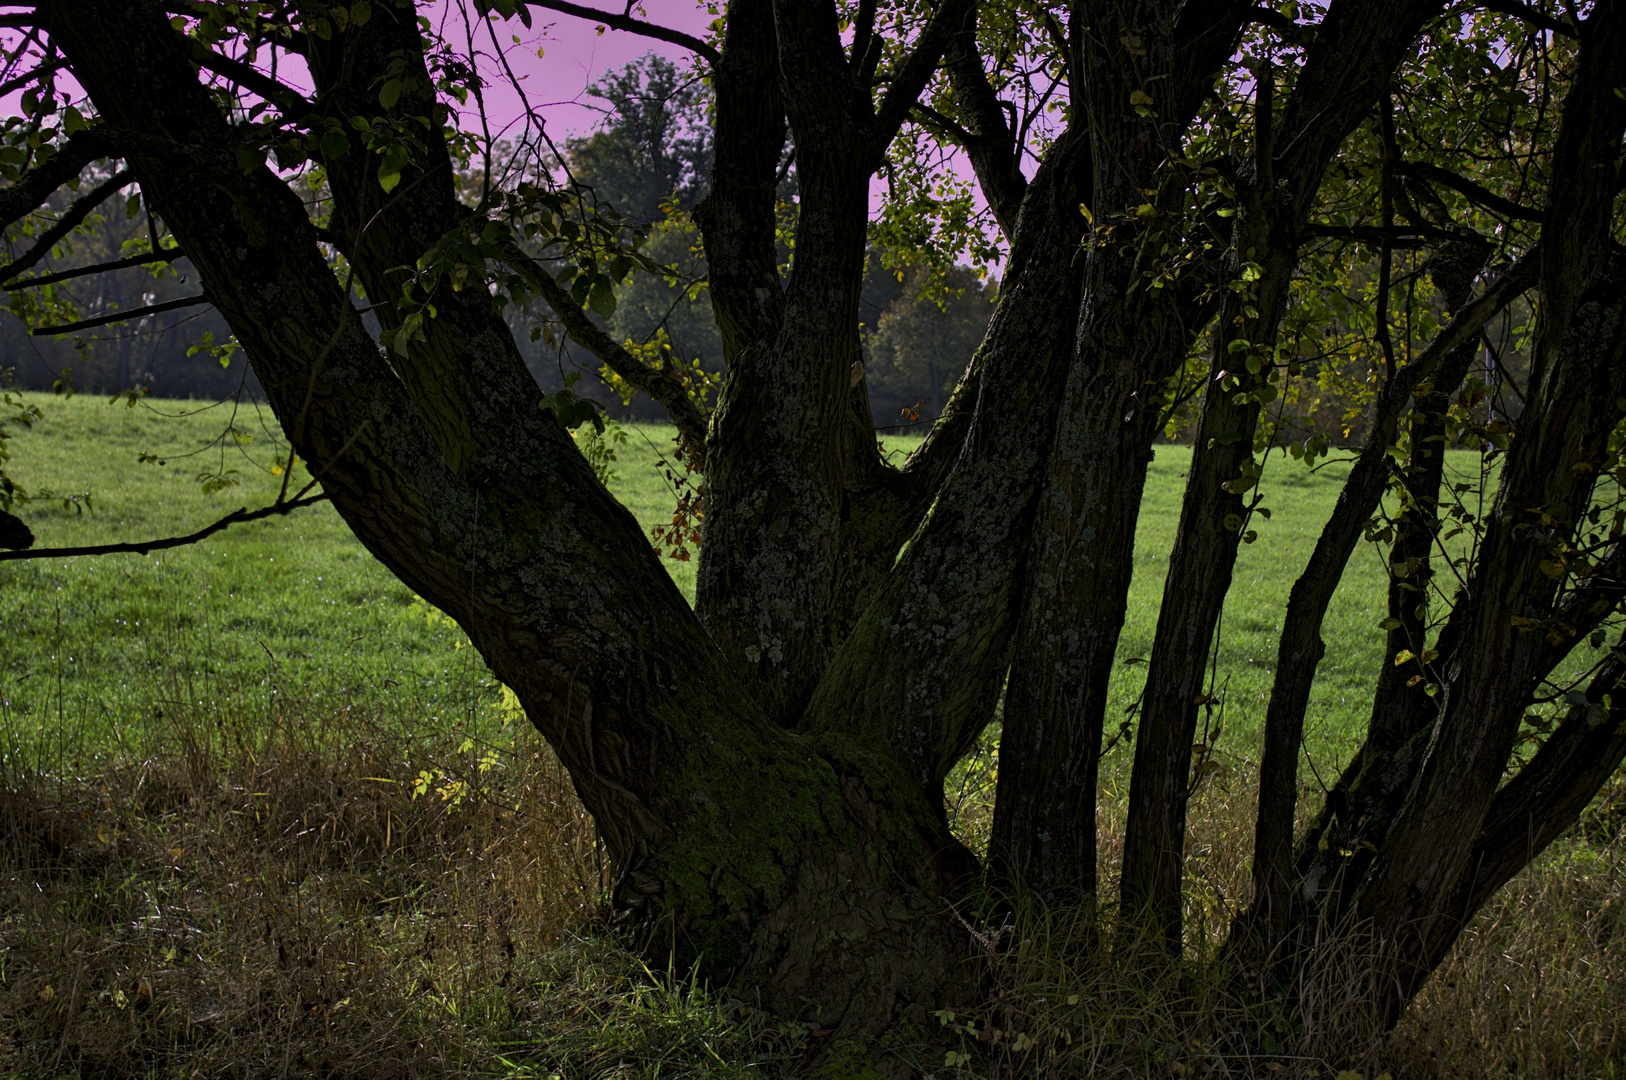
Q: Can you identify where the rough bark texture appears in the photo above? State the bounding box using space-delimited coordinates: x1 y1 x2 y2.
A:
806 130 1092 783
988 0 1255 906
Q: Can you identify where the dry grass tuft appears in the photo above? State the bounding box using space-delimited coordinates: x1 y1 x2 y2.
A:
1381 775 1626 1078
0 689 607 1077
940 747 1625 1079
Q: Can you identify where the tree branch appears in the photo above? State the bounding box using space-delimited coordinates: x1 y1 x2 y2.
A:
0 492 329 561
0 57 66 99
31 292 208 335
0 128 117 235
500 246 710 460
521 0 720 64
1398 160 1546 222
1303 222 1468 247
0 167 132 285
940 20 1027 238
1246 5 1316 44
870 0 976 165
188 40 314 113
1478 0 1578 38
6 247 185 289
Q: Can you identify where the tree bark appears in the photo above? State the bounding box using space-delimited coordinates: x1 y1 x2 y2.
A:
1121 0 1451 944
992 0 1258 905
42 0 982 1036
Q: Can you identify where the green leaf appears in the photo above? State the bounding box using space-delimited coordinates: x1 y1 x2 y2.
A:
319 128 350 159
350 0 372 25
379 78 402 109
588 276 617 318
62 106 88 135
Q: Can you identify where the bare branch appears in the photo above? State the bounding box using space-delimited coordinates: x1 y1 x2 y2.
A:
0 167 132 284
522 0 720 64
0 493 329 561
31 292 208 335
1399 160 1546 222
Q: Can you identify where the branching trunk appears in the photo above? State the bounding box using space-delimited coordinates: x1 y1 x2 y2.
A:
1242 248 1539 946
43 0 978 1036
806 131 1092 783
25 0 1626 1053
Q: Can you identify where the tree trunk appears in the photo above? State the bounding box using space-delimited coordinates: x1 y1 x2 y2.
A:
42 0 982 1036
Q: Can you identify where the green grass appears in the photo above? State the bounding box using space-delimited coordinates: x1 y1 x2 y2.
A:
0 390 1494 776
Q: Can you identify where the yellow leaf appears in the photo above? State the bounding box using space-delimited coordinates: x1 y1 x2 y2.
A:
1130 89 1155 106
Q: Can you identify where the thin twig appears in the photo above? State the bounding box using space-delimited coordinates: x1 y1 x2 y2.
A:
0 493 328 562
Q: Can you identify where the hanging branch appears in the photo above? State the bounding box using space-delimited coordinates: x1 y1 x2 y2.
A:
7 247 186 289
0 167 132 284
0 491 329 561
31 293 208 335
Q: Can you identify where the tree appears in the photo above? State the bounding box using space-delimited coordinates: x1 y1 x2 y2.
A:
3 0 1624 1054
865 262 995 425
566 53 713 225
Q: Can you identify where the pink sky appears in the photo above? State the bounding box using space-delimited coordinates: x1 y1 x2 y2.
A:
432 1 715 141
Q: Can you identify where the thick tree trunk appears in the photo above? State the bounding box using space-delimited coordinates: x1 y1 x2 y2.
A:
1119 293 1266 943
44 0 983 1036
989 0 1260 906
1117 1 1445 937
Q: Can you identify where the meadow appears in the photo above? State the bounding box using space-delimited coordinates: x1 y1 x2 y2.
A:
2 391 1399 771
0 392 1620 1078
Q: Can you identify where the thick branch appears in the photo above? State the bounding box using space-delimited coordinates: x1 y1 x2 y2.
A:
869 0 975 166
188 40 314 112
940 22 1026 237
1305 222 1467 247
522 0 720 64
0 493 328 561
0 168 132 284
1456 651 1626 919
503 249 709 458
0 57 66 99
1479 0 1578 38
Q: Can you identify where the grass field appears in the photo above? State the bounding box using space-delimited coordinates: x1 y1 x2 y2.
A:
2 392 1621 1079
4 390 1419 773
